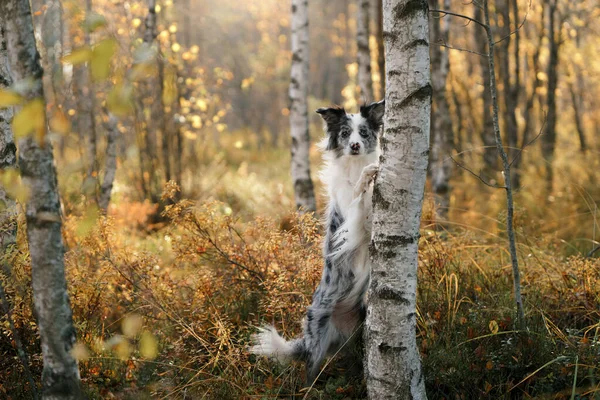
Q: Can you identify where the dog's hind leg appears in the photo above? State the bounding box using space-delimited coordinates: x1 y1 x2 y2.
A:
304 310 339 385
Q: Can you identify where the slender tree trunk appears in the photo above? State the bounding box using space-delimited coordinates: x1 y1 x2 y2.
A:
357 0 374 101
99 108 119 213
569 81 587 153
1 0 82 398
429 0 453 222
289 0 316 213
365 0 430 398
83 0 98 196
142 0 161 201
482 0 525 330
542 0 560 194
41 0 63 108
513 13 544 190
498 0 518 162
474 7 496 176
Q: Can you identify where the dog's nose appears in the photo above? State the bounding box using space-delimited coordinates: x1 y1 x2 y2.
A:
350 142 360 152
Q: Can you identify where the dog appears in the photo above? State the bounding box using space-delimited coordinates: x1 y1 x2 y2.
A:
249 100 385 383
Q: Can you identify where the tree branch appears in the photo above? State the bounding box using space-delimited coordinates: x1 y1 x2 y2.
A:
449 155 506 189
429 9 487 30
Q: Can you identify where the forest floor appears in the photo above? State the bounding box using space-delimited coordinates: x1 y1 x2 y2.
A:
1 138 599 399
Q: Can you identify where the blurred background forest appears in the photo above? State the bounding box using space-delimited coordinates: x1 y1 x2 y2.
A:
1 0 600 398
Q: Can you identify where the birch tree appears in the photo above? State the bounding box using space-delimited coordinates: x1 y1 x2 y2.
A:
77 0 99 199
0 0 82 397
429 0 453 222
364 0 430 398
357 0 374 101
474 7 496 175
289 0 316 213
541 0 561 193
99 108 119 213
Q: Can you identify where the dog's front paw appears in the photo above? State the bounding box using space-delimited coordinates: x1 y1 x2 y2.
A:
354 163 379 197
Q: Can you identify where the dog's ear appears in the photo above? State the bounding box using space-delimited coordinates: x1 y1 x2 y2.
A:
360 100 385 129
316 106 346 126
316 106 346 151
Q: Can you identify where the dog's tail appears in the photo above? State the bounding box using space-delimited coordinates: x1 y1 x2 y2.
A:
248 326 305 365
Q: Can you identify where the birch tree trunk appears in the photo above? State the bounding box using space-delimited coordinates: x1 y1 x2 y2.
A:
1 0 82 397
289 0 316 213
474 7 496 176
429 0 453 222
74 0 98 201
364 0 430 398
142 0 161 202
497 0 519 162
357 0 374 101
99 108 119 213
542 0 560 194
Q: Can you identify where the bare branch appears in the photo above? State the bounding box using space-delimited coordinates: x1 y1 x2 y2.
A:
449 155 506 189
429 9 487 30
494 0 532 45
509 114 546 168
434 38 488 57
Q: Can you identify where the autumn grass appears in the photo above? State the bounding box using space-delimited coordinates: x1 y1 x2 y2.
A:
1 142 599 399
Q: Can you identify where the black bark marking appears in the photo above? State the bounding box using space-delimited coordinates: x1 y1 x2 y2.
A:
402 38 429 52
375 285 410 305
378 342 408 354
393 0 428 20
398 84 433 109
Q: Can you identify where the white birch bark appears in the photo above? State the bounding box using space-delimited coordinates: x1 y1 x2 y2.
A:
289 0 316 213
365 0 430 398
0 21 17 245
98 108 119 213
1 0 82 398
357 0 374 101
429 0 452 222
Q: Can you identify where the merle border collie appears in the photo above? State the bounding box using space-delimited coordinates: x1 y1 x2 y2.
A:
250 100 385 383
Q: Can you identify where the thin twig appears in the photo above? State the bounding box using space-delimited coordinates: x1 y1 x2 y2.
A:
435 39 488 57
449 155 505 189
494 0 532 45
509 116 546 168
429 9 487 30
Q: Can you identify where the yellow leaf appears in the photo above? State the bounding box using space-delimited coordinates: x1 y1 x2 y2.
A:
91 38 117 81
71 342 90 361
139 331 158 359
62 47 93 65
76 204 99 237
122 314 143 338
0 89 24 108
0 170 29 204
12 99 46 143
488 320 499 334
107 84 133 116
49 109 71 134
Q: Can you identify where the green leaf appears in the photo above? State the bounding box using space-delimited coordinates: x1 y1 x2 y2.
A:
91 38 117 81
62 47 93 65
12 99 46 143
0 89 24 108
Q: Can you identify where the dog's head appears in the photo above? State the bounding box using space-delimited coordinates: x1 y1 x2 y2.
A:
316 100 385 157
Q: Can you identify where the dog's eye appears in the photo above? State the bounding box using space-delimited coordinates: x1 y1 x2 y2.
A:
359 129 369 137
341 129 350 138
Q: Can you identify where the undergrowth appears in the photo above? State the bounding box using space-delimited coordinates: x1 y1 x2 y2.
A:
1 145 600 399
